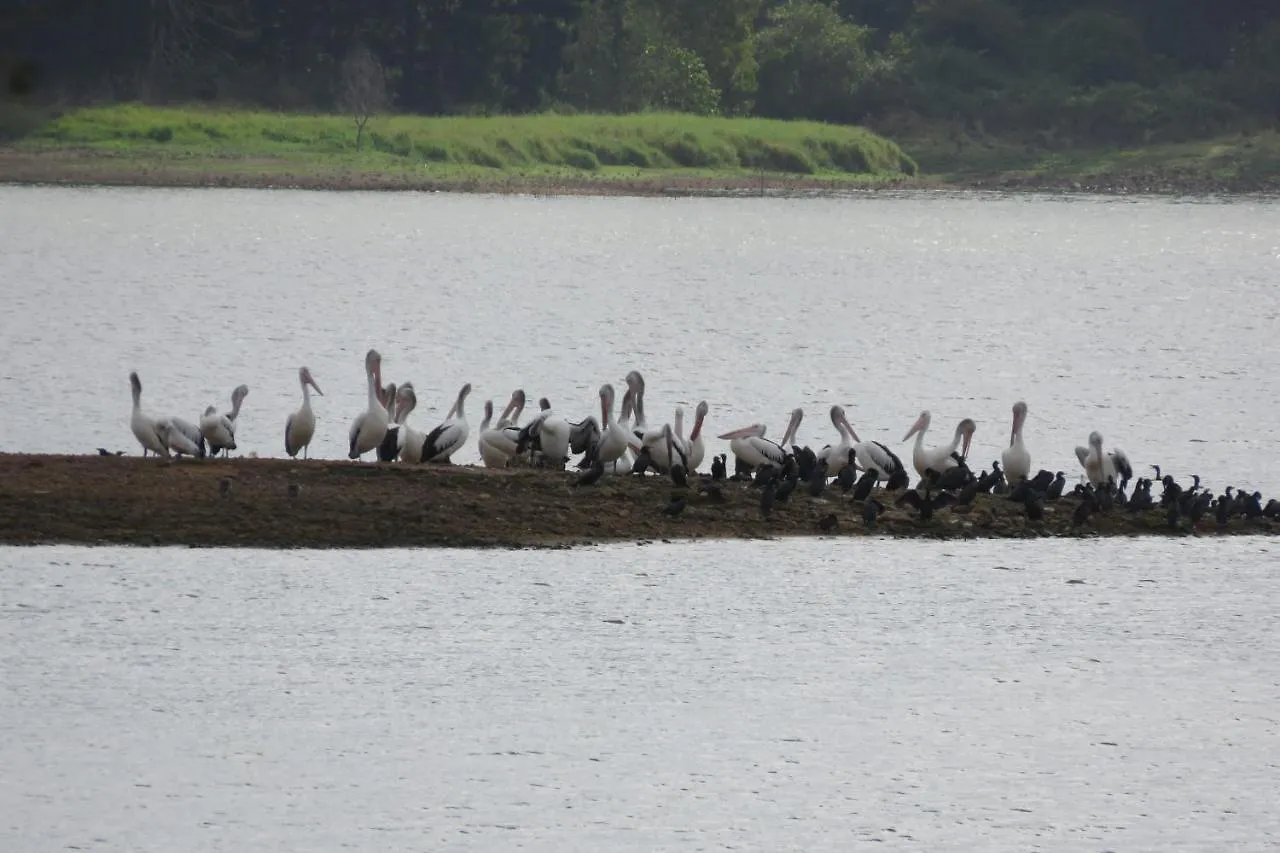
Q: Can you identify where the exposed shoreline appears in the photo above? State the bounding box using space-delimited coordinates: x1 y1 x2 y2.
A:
3 148 1277 198
0 454 1274 549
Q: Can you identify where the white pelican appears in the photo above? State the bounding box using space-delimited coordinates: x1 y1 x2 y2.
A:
902 410 975 482
479 389 526 468
1075 430 1133 487
817 405 856 469
686 400 710 472
624 370 647 463
421 382 472 464
201 384 248 457
348 349 389 460
636 405 688 473
284 366 323 459
1001 401 1031 488
718 407 802 470
595 384 632 470
376 382 404 461
517 405 571 469
156 417 205 458
201 384 248 458
128 371 168 458
841 412 908 485
392 383 430 464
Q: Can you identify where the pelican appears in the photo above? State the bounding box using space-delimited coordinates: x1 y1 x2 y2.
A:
348 349 389 460
636 405 689 474
421 382 472 463
392 383 430 464
517 405 571 469
817 405 855 468
128 371 169 458
595 384 631 470
1001 401 1031 488
284 366 323 459
156 417 205 458
624 370 647 463
840 412 906 484
201 384 248 458
719 408 802 470
386 379 437 461
1075 430 1133 487
479 389 527 468
902 411 975 482
686 400 710 472
376 382 403 461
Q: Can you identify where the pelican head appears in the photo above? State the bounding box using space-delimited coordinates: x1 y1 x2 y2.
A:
903 410 932 443
1010 401 1027 446
299 366 324 396
1089 430 1104 451
204 405 217 417
395 384 417 420
956 418 977 459
539 397 551 412
836 407 861 443
718 423 766 441
781 407 804 446
129 371 142 400
690 400 709 440
624 370 645 395
231 384 249 406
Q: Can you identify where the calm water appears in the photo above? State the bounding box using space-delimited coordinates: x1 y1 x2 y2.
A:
2 187 1279 489
3 187 1280 850
2 539 1278 850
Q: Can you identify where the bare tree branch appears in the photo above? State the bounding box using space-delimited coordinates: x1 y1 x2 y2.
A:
336 44 390 152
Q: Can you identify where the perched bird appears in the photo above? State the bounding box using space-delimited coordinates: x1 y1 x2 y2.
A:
896 489 954 522
662 495 687 517
817 513 838 532
759 481 778 517
861 499 886 528
575 460 606 487
710 454 727 482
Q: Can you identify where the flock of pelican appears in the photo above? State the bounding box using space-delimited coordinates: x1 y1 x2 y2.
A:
126 348 1156 499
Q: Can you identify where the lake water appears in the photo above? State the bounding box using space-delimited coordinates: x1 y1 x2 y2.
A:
3 186 1280 850
2 539 1278 851
2 187 1279 490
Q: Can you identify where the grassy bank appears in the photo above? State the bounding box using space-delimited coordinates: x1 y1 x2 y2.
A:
0 103 918 193
898 126 1280 193
2 104 1276 195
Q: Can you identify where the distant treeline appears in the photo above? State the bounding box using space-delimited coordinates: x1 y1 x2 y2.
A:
3 0 1278 145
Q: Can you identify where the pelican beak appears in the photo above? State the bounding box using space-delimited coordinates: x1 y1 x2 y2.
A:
962 430 973 460
903 414 926 442
311 380 324 397
841 413 861 443
718 425 758 441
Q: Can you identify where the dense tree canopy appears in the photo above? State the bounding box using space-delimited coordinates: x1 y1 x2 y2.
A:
2 0 1277 144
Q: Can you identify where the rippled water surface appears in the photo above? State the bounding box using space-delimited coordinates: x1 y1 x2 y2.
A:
2 539 1278 850
2 187 1279 487
3 188 1280 850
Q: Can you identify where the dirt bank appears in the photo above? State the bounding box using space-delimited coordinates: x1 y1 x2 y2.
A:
0 454 1273 549
3 148 1276 197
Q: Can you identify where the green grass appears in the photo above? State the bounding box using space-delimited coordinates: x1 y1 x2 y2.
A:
7 103 919 180
903 128 1280 189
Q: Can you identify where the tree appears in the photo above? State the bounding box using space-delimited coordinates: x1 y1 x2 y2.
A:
336 44 389 151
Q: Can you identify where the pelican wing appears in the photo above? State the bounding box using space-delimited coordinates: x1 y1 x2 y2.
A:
348 412 367 458
1110 449 1133 482
423 420 468 463
285 412 298 456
